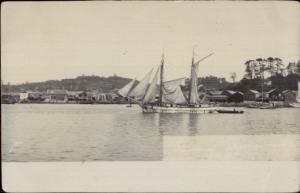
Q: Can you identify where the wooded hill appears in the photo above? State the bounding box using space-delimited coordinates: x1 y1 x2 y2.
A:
2 75 229 93
2 75 132 93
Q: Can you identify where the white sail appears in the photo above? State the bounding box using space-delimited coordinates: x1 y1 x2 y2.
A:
188 53 214 104
188 61 200 104
143 67 159 104
162 86 187 104
129 68 153 100
117 79 135 97
162 78 187 104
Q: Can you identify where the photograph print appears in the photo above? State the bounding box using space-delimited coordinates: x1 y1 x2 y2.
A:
1 1 299 191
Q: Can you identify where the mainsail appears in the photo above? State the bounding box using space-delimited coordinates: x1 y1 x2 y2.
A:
129 68 153 100
162 78 187 104
188 60 200 104
143 67 160 104
188 53 214 104
117 79 136 97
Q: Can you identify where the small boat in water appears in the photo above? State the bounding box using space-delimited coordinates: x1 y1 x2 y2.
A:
217 109 244 114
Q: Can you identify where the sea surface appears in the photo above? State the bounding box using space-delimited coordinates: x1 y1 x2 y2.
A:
2 104 300 161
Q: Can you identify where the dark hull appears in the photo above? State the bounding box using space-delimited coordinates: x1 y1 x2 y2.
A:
217 110 244 114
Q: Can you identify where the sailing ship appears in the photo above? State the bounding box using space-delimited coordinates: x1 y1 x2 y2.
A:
118 52 219 113
289 81 300 108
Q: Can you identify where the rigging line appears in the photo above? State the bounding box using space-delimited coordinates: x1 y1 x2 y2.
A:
193 52 214 65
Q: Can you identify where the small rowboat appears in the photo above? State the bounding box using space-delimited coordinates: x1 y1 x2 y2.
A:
217 109 244 114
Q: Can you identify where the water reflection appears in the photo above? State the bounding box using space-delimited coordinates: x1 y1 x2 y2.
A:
158 113 185 135
157 113 200 136
188 114 199 136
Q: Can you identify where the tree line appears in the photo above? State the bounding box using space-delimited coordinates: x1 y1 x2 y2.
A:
228 57 300 92
244 57 299 79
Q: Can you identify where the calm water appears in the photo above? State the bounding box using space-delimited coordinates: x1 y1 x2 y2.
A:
2 104 300 161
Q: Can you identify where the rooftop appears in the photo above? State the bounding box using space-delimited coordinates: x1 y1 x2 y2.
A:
248 89 260 94
265 88 277 94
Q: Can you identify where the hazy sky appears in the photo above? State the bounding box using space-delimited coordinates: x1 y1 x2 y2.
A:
1 1 299 84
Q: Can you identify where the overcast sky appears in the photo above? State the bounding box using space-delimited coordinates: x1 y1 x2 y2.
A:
1 1 299 84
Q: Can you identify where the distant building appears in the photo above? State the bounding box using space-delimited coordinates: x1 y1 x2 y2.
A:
73 91 119 102
221 90 244 103
66 91 82 102
20 91 44 102
1 93 20 104
75 91 88 101
282 90 297 103
244 89 260 101
12 93 21 102
264 88 282 101
95 93 106 101
45 89 68 103
206 90 228 102
221 90 236 96
106 93 119 101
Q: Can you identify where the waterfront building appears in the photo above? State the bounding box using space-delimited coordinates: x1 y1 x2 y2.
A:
95 93 110 102
263 89 282 101
45 89 68 103
1 93 20 104
20 91 44 102
222 90 244 103
75 91 88 101
244 89 260 101
66 91 82 102
206 90 228 102
282 90 297 103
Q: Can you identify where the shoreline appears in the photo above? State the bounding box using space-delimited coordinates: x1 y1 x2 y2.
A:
1 101 293 108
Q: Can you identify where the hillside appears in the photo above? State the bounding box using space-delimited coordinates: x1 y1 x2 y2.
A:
2 74 232 93
3 75 133 93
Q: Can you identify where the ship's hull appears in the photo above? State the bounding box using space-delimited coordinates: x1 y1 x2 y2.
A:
141 105 217 114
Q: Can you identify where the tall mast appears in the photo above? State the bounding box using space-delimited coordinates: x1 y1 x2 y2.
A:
261 71 264 103
188 49 195 104
159 52 164 106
